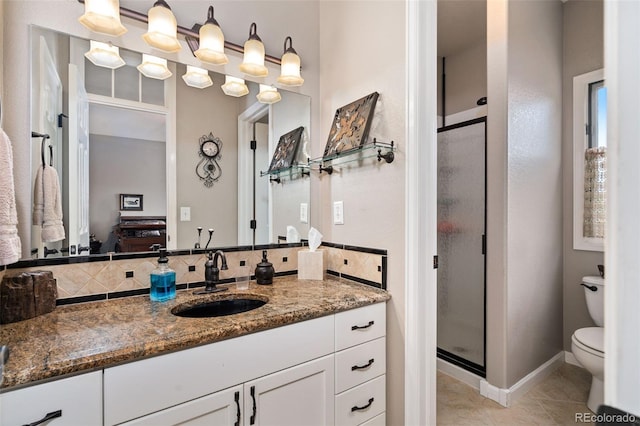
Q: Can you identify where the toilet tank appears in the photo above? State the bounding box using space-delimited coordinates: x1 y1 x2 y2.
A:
583 276 605 326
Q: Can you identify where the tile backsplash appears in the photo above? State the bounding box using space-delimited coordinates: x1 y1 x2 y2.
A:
5 243 386 302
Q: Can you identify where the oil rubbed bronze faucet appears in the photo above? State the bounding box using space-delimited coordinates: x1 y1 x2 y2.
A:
194 250 228 294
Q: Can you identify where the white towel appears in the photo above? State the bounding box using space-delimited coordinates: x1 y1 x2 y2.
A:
33 164 65 243
0 129 22 265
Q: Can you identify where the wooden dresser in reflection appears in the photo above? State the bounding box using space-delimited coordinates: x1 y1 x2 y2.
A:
113 216 166 253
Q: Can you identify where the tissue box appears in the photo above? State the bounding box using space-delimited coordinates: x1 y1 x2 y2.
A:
298 249 325 280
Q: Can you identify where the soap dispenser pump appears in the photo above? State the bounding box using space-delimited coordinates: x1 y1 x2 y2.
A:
255 250 275 285
150 248 176 301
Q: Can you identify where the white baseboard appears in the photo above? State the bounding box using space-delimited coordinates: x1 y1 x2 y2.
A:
564 350 582 367
480 351 565 407
437 358 482 390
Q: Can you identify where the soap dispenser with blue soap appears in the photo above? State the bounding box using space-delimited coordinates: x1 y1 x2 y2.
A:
150 248 176 301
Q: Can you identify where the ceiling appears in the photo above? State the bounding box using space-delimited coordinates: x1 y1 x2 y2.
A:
438 0 487 57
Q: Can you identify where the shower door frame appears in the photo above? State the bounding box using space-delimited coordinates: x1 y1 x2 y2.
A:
436 116 487 378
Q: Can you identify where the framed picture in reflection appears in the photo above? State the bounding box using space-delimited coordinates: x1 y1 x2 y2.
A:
268 126 305 172
120 194 143 211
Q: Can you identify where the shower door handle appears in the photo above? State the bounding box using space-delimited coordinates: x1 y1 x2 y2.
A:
482 234 486 255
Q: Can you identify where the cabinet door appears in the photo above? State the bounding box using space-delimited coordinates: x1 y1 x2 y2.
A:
0 371 102 426
122 385 243 426
244 355 334 426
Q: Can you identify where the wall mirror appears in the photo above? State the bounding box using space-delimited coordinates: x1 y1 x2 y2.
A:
26 26 311 260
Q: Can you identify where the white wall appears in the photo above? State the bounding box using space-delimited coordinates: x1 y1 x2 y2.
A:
318 2 406 424
487 0 564 388
604 0 640 417
562 0 605 351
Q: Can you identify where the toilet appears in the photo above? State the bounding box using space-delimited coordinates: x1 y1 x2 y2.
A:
571 275 605 413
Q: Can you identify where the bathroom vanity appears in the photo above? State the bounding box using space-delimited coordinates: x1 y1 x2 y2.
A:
0 277 389 426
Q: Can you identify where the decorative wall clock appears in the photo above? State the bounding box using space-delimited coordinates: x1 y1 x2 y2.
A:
196 133 223 187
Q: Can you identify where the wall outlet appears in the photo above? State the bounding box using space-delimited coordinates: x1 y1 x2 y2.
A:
300 203 308 223
333 201 344 225
180 206 191 222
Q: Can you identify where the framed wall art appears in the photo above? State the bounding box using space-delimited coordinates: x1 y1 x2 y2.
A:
268 126 305 172
323 91 379 158
120 194 143 211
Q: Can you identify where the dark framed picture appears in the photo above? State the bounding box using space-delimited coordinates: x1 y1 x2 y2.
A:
120 194 143 211
323 92 379 158
268 126 305 172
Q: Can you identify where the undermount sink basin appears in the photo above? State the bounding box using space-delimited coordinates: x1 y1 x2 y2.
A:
172 296 267 318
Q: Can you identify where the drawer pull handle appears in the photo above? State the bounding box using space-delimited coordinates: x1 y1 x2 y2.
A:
234 391 241 426
250 385 257 425
352 358 375 371
351 398 375 412
352 320 374 331
23 410 62 426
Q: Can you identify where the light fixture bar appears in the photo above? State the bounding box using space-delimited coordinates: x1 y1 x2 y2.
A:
77 0 281 65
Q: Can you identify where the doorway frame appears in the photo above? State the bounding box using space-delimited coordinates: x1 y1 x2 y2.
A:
238 102 270 246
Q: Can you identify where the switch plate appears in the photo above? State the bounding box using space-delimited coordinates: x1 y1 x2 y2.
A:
300 203 308 223
333 201 344 225
180 206 191 222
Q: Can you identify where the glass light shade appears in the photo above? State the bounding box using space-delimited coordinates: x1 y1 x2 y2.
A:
142 1 181 53
239 24 268 78
182 66 213 89
78 0 127 36
137 54 172 80
84 41 125 69
195 16 228 65
278 51 304 86
257 85 281 104
221 75 249 97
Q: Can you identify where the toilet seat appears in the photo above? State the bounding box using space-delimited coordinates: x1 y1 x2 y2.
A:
573 327 604 356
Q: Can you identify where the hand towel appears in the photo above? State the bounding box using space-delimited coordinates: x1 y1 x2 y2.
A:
0 129 22 265
32 164 65 243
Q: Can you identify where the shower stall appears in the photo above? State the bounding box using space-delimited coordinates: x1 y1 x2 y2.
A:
436 117 487 376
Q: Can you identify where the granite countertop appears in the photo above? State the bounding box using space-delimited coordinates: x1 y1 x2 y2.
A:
0 276 390 391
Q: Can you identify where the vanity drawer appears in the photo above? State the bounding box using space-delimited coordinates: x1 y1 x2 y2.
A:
335 337 386 393
335 374 385 426
360 412 386 426
335 302 386 351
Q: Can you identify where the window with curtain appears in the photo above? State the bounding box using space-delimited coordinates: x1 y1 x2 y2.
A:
574 69 606 251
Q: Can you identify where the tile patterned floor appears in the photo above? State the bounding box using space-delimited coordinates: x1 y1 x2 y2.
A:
437 363 595 425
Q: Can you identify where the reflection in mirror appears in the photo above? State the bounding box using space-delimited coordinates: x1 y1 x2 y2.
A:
27 26 311 260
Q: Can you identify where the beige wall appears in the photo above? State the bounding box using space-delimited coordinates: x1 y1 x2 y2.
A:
487 0 564 388
318 2 405 424
438 42 488 118
176 63 241 249
562 0 605 350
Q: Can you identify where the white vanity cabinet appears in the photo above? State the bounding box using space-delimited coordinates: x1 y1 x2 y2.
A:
0 371 102 426
334 302 387 425
0 302 387 426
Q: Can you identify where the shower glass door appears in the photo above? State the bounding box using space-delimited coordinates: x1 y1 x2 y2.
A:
437 117 486 376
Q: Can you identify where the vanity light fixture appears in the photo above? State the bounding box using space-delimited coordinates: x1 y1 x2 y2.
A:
142 0 181 53
78 0 127 36
84 40 126 69
256 85 281 104
194 6 228 65
239 23 268 78
182 66 213 89
137 54 172 80
221 75 249 97
277 36 304 86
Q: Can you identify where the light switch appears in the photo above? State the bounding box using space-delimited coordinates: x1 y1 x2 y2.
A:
300 203 308 223
333 201 344 225
180 206 191 222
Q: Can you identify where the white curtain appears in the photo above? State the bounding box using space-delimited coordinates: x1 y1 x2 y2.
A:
583 147 607 238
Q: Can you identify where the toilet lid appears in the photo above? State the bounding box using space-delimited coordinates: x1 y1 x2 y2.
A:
574 327 604 353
